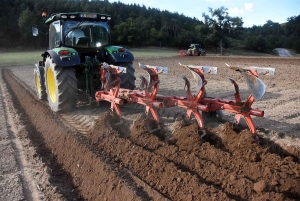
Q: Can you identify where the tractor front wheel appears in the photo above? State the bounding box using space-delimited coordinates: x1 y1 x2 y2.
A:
44 57 78 112
119 62 136 90
34 66 47 100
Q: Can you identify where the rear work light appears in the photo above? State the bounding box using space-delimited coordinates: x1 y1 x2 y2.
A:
59 50 69 55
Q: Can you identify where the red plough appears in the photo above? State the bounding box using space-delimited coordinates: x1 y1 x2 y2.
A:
178 50 188 56
95 62 275 143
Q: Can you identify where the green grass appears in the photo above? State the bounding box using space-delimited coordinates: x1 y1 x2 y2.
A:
206 47 274 56
0 47 285 67
0 51 41 67
286 49 300 57
129 48 178 58
0 48 179 67
223 49 273 56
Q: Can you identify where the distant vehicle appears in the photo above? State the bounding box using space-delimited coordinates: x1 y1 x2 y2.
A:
178 44 206 56
188 44 206 56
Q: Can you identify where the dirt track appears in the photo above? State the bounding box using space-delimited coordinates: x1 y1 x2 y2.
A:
1 56 300 200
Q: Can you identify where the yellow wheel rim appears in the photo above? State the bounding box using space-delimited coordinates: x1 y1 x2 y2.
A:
35 73 41 94
47 67 57 103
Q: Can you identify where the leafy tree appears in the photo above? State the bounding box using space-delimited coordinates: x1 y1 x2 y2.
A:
245 35 268 52
18 8 36 46
0 0 299 52
202 6 243 54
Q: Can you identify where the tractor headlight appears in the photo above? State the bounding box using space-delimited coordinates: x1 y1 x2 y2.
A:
96 42 101 47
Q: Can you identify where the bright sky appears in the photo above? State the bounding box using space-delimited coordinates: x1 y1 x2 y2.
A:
109 0 300 27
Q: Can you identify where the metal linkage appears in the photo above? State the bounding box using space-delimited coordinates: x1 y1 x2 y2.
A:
180 63 275 143
95 63 126 118
95 62 210 134
95 62 274 143
95 63 167 130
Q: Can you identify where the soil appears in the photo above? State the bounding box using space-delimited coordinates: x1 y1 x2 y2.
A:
0 55 300 201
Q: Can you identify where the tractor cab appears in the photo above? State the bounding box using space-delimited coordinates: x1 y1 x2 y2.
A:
189 44 200 50
33 12 136 113
45 13 111 50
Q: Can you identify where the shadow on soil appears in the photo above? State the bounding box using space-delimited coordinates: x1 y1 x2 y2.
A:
111 87 300 164
4 72 82 201
224 121 300 163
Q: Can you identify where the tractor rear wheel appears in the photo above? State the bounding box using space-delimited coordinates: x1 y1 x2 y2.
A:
119 62 136 90
44 57 78 112
34 66 47 100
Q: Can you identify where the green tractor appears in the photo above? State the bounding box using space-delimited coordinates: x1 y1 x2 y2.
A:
33 12 136 112
188 44 206 56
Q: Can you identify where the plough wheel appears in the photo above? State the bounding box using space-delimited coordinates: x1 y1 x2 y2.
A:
44 57 77 112
118 62 136 90
34 66 47 100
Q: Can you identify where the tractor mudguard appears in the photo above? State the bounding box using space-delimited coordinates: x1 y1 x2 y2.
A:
45 49 81 67
105 46 134 64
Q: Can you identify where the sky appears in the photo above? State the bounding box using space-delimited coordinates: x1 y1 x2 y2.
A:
109 0 300 27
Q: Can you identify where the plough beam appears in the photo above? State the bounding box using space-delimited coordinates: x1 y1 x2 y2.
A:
95 62 274 143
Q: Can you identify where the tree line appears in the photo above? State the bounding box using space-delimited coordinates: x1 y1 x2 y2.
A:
0 0 299 53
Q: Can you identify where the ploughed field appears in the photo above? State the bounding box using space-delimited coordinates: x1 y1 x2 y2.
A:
1 56 300 200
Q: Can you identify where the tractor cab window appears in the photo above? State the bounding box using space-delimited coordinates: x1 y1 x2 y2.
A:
189 44 199 50
49 21 61 49
64 20 110 48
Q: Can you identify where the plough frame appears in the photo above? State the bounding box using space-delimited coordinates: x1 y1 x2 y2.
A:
95 62 274 143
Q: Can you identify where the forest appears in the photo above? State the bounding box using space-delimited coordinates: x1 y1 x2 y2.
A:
0 0 299 53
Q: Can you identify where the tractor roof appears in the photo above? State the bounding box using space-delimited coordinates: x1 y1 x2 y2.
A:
45 12 111 24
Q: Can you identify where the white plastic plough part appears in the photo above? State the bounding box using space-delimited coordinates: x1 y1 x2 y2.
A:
178 63 218 74
103 62 127 73
201 66 218 74
225 63 267 100
139 63 168 74
243 66 275 76
242 73 266 101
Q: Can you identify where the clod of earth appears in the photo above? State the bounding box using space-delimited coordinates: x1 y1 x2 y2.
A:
2 55 300 200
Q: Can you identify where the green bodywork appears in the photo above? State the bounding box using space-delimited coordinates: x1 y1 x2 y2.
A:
35 12 135 103
188 44 206 56
105 46 125 54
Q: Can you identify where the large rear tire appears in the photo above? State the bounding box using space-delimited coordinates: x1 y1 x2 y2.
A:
119 62 136 90
34 66 47 100
44 57 78 112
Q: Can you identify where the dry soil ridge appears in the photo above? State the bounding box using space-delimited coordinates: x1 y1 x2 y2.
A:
1 55 300 200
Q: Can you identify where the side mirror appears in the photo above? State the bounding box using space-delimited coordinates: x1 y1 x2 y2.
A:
32 26 39 36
